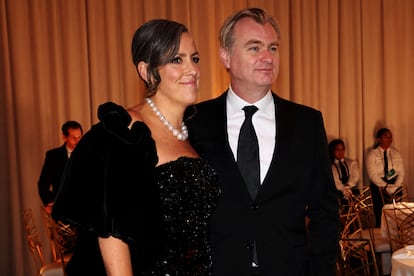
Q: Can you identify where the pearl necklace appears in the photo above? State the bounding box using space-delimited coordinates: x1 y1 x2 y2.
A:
145 97 188 141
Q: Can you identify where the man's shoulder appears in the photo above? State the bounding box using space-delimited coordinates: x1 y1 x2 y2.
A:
46 145 66 156
46 144 66 154
274 93 321 116
195 92 226 109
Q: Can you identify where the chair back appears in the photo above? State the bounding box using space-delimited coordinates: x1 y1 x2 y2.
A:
382 202 414 252
23 208 65 276
338 204 379 276
40 206 76 265
380 185 409 205
23 209 46 269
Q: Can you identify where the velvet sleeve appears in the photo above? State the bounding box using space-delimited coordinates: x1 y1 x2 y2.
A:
52 102 164 246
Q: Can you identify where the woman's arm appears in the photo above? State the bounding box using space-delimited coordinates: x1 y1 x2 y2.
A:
98 236 133 276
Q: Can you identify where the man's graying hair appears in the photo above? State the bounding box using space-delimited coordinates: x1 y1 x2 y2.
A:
219 7 281 51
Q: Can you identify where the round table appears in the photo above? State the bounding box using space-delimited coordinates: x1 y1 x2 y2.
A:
392 248 414 276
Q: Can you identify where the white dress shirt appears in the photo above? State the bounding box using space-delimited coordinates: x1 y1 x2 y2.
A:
366 146 404 194
331 158 360 192
226 87 276 184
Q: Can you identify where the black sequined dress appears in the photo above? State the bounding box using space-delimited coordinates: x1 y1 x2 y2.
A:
153 157 220 276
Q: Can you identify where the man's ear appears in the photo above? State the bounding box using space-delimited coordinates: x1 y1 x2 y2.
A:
219 47 230 69
137 61 148 81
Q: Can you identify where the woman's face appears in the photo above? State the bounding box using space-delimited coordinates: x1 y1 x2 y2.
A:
334 143 345 160
156 32 200 107
378 131 393 149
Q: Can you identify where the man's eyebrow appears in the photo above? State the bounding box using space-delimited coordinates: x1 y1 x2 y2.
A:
244 39 279 47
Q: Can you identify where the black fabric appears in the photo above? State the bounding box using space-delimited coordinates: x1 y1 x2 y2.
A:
153 157 220 275
237 106 260 199
339 161 349 184
37 144 68 205
186 92 340 276
52 102 165 275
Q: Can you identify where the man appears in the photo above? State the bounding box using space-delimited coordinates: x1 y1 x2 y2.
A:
38 120 83 213
186 8 339 275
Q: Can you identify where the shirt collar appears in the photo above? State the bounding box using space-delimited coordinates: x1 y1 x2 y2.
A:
335 158 345 164
226 86 274 118
378 146 388 153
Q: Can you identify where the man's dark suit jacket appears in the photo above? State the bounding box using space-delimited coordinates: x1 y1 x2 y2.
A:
186 92 340 276
38 144 68 205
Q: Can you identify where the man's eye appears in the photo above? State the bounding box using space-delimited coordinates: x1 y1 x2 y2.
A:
249 46 259 52
270 46 278 52
172 57 182 64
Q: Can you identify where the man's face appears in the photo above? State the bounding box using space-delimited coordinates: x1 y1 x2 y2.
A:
220 18 280 95
64 128 82 151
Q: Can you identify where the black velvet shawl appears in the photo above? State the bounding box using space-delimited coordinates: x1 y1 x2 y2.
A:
52 102 164 247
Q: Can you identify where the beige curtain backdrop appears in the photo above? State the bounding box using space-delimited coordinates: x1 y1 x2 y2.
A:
1 0 413 274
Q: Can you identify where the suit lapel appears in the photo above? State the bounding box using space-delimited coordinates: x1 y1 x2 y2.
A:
205 92 253 201
256 94 292 202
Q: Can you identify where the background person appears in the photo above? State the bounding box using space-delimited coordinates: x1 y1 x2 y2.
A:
328 139 360 203
38 120 83 213
186 7 339 276
366 127 405 227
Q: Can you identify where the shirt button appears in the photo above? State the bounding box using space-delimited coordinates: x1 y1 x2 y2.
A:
251 204 259 210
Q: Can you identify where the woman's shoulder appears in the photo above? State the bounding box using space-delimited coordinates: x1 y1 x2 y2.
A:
345 157 358 166
97 101 130 128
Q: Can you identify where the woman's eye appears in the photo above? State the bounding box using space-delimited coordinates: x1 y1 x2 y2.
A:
172 57 182 64
192 57 200 63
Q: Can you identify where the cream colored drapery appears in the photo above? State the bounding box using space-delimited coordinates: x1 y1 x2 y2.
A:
1 0 414 274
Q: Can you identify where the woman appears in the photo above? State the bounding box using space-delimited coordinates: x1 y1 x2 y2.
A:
52 19 220 275
366 128 404 227
328 139 360 204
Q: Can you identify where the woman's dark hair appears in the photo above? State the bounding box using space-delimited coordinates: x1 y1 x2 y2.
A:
131 19 188 97
374 128 391 148
328 139 345 163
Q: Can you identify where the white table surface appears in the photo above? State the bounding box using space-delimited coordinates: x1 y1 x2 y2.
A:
381 202 414 238
392 247 414 276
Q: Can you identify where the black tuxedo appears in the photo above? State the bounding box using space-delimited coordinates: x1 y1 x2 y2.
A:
38 144 68 205
186 92 340 276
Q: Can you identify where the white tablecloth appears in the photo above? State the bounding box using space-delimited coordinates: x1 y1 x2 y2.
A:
392 248 414 276
381 202 414 238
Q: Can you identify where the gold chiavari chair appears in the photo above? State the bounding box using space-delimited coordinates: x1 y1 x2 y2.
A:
40 206 76 266
379 185 409 205
23 209 64 276
337 204 379 276
382 201 414 252
351 187 390 275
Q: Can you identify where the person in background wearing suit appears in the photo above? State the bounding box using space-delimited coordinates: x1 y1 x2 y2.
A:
328 139 360 201
186 7 339 276
38 120 83 213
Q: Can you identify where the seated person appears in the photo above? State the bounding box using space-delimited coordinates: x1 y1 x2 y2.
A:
366 128 405 227
328 139 360 205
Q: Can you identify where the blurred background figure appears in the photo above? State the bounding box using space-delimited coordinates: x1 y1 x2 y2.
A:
328 139 360 205
38 120 83 214
366 127 405 227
